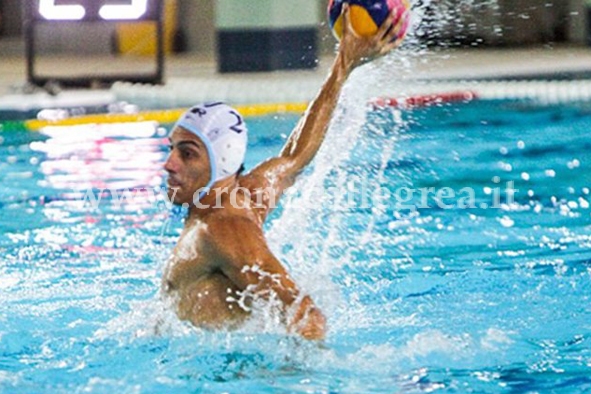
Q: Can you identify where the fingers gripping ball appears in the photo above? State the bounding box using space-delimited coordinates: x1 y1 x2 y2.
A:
328 0 410 41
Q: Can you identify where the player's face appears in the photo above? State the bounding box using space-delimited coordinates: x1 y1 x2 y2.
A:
164 127 212 206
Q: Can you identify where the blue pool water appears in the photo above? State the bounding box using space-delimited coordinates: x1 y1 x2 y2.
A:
1 99 591 393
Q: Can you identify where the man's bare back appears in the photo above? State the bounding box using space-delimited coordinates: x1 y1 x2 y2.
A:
161 5 408 340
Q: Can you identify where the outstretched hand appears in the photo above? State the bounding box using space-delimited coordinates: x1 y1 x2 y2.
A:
337 3 408 72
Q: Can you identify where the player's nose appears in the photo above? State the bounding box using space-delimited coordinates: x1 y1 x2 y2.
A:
164 151 179 174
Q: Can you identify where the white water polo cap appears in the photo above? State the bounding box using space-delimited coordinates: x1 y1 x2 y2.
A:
173 102 248 189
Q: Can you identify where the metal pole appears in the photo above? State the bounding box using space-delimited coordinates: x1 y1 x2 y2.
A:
23 1 36 86
155 0 165 85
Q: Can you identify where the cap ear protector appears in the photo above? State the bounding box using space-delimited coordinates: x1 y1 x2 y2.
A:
172 102 248 200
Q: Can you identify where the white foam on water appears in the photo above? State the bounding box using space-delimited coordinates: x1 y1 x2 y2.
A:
263 52 425 335
265 78 371 315
92 299 186 342
261 0 514 342
400 330 473 358
298 327 516 380
480 327 515 351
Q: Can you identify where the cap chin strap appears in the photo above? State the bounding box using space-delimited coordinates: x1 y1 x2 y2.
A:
175 121 217 202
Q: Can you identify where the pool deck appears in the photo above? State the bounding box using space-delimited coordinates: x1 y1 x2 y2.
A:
1 38 591 109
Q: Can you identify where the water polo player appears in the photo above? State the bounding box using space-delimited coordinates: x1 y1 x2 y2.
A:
161 4 409 340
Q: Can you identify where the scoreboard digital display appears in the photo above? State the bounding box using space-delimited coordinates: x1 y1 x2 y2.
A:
25 0 165 88
35 0 158 21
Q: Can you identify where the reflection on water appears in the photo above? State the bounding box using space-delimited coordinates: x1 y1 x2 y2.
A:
30 121 167 191
1 99 591 393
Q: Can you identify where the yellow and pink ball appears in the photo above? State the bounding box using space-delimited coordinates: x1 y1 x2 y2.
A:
328 0 410 41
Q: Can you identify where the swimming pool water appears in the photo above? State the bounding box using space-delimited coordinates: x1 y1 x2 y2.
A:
1 100 591 393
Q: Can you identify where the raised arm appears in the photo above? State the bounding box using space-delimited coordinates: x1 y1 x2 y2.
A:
279 5 406 169
245 5 408 205
243 6 408 218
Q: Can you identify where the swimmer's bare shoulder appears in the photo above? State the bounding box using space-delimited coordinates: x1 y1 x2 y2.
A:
202 211 327 340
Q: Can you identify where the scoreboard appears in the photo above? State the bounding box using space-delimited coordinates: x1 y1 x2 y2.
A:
32 0 158 21
25 0 165 89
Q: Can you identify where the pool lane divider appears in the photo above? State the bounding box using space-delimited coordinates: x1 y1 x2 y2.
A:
0 92 478 132
0 103 309 132
371 91 478 109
